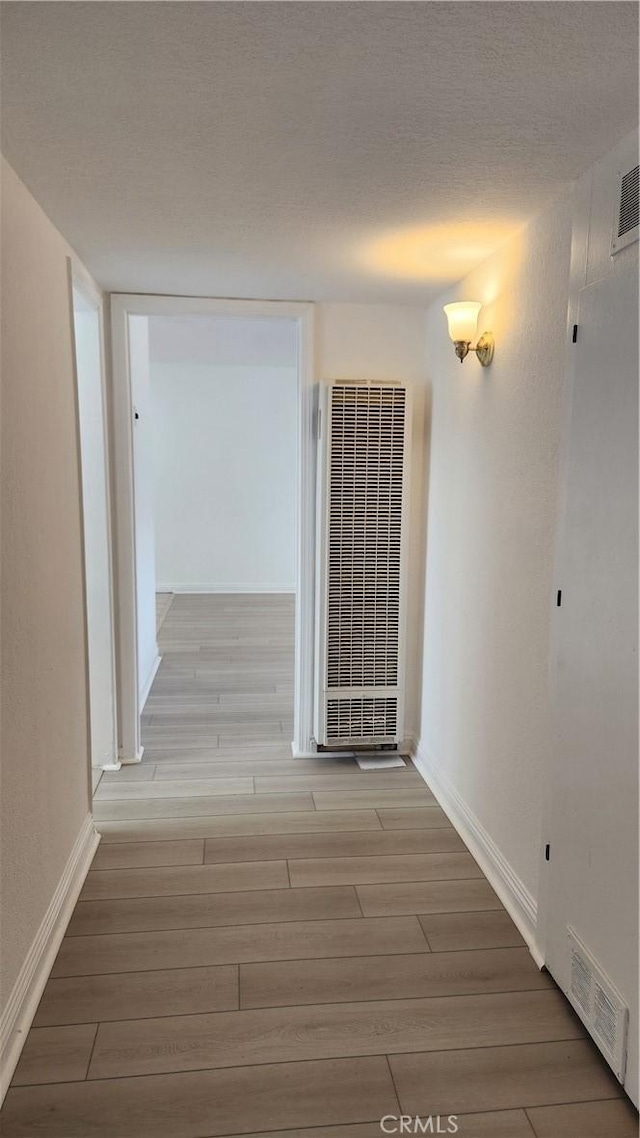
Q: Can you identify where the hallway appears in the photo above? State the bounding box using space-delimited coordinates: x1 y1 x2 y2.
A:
2 597 632 1136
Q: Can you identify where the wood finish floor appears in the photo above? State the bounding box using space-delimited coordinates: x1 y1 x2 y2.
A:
4 596 637 1137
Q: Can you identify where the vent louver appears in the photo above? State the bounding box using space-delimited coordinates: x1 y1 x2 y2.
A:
594 984 620 1056
314 380 409 748
567 927 628 1080
326 696 398 744
611 164 639 254
327 383 405 690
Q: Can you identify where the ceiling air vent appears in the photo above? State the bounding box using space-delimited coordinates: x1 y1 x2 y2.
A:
567 927 628 1081
611 164 639 255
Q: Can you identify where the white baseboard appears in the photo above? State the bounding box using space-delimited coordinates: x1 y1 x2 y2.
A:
139 653 161 710
0 814 100 1101
413 745 544 968
156 585 296 595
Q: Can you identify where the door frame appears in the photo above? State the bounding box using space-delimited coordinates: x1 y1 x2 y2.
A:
68 258 120 774
109 294 316 763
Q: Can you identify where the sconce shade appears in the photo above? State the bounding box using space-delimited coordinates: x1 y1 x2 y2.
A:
443 301 482 344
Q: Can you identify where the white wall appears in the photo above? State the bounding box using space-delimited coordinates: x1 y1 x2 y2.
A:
73 292 117 769
1 159 97 1084
542 132 638 1102
129 316 160 707
416 135 638 1095
150 360 298 593
316 303 430 744
417 196 573 916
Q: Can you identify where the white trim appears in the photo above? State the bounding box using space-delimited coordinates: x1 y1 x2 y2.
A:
66 261 94 797
70 259 105 312
111 297 141 763
69 262 120 784
111 295 316 764
71 266 119 767
292 304 316 756
413 745 544 968
140 653 162 710
120 747 145 767
156 584 296 595
0 815 99 1102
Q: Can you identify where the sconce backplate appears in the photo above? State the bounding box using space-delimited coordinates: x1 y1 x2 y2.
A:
475 331 494 368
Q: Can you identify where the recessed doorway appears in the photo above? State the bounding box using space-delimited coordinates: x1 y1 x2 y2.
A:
140 313 299 766
110 296 315 767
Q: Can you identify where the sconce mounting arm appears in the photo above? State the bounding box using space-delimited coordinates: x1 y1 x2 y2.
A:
453 332 494 367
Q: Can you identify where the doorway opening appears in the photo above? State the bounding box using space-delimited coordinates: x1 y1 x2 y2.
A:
109 297 315 769
140 314 298 766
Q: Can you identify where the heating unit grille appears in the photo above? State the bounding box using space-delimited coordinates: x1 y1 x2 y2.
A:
314 380 409 747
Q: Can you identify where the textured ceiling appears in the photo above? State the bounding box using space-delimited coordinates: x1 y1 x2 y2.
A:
1 2 637 302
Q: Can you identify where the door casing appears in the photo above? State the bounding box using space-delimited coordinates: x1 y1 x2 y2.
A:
109 294 316 763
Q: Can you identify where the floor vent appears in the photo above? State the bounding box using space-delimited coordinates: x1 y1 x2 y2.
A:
611 163 639 254
567 927 628 1080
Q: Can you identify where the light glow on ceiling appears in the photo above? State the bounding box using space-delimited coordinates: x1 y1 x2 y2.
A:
361 220 520 282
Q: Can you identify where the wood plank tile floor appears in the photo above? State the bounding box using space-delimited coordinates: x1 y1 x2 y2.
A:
3 595 637 1137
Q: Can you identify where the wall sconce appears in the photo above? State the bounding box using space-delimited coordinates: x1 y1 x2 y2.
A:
443 302 494 367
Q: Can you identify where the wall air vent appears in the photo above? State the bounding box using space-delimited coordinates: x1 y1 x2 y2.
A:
314 380 410 749
567 927 628 1081
611 164 639 255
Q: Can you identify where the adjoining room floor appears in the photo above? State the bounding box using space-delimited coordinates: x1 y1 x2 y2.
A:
3 597 635 1136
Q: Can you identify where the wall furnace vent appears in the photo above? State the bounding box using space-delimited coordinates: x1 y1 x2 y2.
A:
314 380 410 749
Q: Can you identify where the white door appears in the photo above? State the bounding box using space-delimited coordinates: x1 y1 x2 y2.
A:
73 285 118 772
543 262 638 1095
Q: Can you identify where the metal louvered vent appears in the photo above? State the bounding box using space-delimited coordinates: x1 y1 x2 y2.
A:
611 165 639 254
326 696 398 744
314 380 409 748
327 383 405 689
567 927 628 1080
